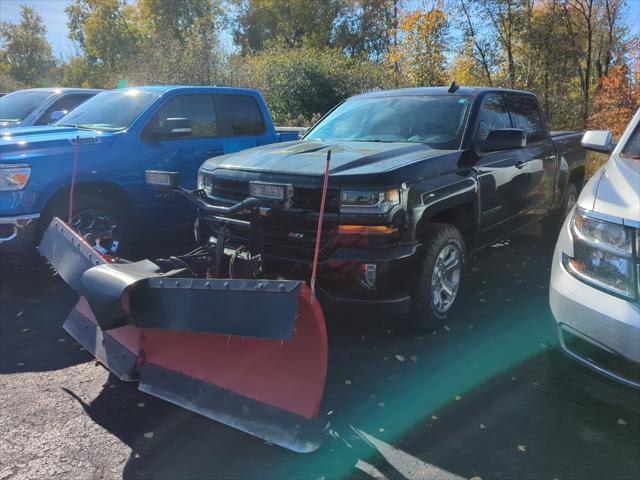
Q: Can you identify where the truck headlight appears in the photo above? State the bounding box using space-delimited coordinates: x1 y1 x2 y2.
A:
340 188 400 214
0 164 31 191
564 208 637 299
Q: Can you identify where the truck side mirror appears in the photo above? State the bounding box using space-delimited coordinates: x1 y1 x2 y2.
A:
148 117 192 139
49 110 66 123
582 130 614 154
479 128 526 153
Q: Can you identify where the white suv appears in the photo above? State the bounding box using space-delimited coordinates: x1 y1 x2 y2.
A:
550 109 640 388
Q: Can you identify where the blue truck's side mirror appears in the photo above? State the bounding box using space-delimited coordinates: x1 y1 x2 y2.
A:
49 110 66 123
149 117 192 139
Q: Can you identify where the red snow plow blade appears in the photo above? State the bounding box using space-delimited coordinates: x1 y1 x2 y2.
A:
39 215 328 453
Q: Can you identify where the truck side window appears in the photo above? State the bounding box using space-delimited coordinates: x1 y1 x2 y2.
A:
216 94 265 135
507 95 546 143
35 94 93 125
146 95 217 139
476 94 511 141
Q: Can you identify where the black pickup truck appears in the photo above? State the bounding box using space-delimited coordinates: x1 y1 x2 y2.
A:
194 86 585 327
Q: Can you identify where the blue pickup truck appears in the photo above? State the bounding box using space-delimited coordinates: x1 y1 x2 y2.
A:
0 86 300 255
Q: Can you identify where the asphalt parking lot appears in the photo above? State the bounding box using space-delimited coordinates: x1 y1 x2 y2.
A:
1 224 640 480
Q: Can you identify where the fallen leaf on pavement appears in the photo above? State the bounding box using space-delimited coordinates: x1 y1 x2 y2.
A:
137 402 145 408
395 354 405 362
518 445 527 452
617 418 628 426
431 415 438 420
143 432 154 439
410 355 418 362
455 395 462 401
444 325 451 331
344 379 352 385
16 310 23 317
480 424 486 430
21 328 30 333
377 402 385 407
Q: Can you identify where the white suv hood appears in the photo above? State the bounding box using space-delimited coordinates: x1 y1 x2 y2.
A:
592 155 640 222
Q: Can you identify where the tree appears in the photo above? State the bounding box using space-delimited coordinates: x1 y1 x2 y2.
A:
137 0 221 45
387 7 449 87
66 0 140 70
232 0 347 54
243 46 389 124
334 0 403 60
589 62 640 136
0 6 55 86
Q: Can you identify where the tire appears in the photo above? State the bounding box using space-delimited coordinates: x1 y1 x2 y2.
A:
40 194 133 257
543 182 579 236
411 223 466 330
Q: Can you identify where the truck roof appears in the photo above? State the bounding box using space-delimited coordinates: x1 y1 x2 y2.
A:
14 87 104 94
133 85 260 95
354 86 538 99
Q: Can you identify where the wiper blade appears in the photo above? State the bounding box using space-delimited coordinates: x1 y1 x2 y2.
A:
56 124 98 131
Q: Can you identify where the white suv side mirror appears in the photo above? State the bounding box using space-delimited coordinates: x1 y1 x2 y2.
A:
582 130 614 154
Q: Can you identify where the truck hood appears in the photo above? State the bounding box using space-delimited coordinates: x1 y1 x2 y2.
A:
202 140 457 178
590 154 640 223
0 126 115 162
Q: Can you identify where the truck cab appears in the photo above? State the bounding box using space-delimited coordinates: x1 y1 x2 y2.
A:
0 86 298 256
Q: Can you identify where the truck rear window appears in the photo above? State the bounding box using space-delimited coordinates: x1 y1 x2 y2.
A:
305 95 470 150
216 94 265 136
0 90 52 121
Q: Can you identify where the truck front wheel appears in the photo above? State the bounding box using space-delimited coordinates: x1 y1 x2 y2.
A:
41 195 133 257
412 223 466 329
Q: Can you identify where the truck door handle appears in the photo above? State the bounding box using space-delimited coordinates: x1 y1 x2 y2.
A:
515 160 526 169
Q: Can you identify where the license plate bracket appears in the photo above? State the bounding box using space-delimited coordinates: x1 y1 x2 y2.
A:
249 181 293 207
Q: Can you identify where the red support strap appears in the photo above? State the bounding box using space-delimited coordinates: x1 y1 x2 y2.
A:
310 150 331 303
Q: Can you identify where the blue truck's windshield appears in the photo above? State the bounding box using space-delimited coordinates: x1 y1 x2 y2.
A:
305 95 471 149
57 89 159 132
0 90 52 122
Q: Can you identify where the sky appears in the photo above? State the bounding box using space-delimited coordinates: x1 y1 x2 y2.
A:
1 0 639 59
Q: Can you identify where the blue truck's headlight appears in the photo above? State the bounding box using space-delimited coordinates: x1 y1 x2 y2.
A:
0 164 31 191
564 209 637 299
340 188 400 214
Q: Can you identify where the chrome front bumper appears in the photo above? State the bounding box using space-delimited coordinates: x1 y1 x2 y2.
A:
550 247 640 389
0 213 40 245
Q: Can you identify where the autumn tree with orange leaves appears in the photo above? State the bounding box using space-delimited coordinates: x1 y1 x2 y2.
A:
589 40 640 137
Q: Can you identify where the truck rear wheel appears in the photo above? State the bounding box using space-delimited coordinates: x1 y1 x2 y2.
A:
412 223 466 329
41 195 133 257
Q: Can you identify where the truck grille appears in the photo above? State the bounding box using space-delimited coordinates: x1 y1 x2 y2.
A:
203 176 340 262
209 178 340 212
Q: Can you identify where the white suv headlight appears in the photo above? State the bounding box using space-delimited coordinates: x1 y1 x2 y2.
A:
564 208 637 299
0 164 31 191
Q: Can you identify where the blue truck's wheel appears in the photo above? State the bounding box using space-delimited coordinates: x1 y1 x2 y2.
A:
42 195 132 257
412 223 466 329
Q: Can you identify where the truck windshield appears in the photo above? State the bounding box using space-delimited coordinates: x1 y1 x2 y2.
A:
0 90 52 122
305 95 471 149
57 89 159 132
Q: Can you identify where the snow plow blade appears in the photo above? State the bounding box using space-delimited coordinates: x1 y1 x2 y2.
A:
39 218 328 452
